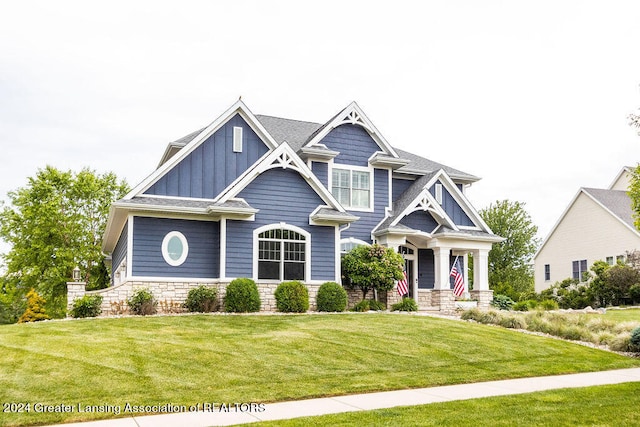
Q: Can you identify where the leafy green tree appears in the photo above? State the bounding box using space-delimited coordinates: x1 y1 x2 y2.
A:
341 244 404 301
480 200 540 301
0 166 129 317
629 165 640 231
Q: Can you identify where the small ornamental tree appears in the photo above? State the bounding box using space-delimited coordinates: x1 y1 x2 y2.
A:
341 244 404 301
18 289 50 323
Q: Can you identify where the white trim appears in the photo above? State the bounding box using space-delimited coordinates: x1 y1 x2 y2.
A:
124 99 278 200
252 223 312 282
304 101 399 158
126 215 134 280
435 183 443 204
220 218 227 279
329 163 375 212
335 227 341 282
392 188 457 230
127 276 222 283
218 143 347 213
233 126 243 152
161 231 189 266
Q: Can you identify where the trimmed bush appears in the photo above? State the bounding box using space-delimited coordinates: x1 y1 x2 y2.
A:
184 285 218 313
631 326 640 352
491 294 514 310
70 295 103 318
127 288 157 316
539 299 559 311
316 282 347 312
274 281 309 313
224 278 260 313
368 299 386 311
352 300 370 312
391 297 418 312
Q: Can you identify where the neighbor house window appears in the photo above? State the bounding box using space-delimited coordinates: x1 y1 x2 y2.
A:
332 167 371 209
161 231 189 266
544 264 550 281
258 227 307 281
572 259 588 281
606 256 614 265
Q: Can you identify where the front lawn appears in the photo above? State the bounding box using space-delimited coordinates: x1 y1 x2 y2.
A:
1 313 639 426
249 382 640 426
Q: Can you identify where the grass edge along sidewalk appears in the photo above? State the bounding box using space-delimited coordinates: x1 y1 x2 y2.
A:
1 313 639 426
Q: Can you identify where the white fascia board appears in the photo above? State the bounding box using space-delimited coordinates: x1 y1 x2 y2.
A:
304 101 399 158
608 166 634 190
391 186 457 231
435 170 494 233
218 143 348 213
124 99 278 200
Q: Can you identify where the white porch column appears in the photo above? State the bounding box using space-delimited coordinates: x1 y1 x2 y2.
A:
433 247 451 290
472 249 490 291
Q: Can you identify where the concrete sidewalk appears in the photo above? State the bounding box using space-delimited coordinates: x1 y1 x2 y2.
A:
47 368 640 427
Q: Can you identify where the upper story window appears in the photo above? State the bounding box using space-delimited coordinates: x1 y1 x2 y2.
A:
332 167 371 210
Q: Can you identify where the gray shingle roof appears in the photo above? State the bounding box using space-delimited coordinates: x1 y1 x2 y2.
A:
583 188 635 229
165 111 480 183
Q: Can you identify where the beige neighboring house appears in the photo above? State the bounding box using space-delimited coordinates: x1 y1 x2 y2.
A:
534 166 640 292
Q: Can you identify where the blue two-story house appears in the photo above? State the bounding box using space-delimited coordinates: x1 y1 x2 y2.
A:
70 99 502 314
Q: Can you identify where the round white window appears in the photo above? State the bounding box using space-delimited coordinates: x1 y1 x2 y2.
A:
161 231 189 266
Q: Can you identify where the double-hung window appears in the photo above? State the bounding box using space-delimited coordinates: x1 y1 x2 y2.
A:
258 228 306 281
332 168 371 209
572 259 588 281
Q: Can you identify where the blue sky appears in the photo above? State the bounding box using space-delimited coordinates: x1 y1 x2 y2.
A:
1 0 640 259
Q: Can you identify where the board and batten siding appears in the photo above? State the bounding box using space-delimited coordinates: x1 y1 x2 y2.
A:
145 114 269 199
534 192 640 292
225 168 336 281
429 180 474 227
111 220 128 279
132 216 220 278
399 210 439 234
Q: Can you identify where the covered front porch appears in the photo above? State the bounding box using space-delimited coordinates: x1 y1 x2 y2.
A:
375 228 501 313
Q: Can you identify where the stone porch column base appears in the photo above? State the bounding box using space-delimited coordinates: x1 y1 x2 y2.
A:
469 290 493 310
430 289 456 314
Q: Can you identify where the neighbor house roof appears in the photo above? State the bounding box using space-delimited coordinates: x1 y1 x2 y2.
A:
582 188 635 229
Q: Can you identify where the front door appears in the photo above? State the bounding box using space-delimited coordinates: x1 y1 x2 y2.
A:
405 259 415 298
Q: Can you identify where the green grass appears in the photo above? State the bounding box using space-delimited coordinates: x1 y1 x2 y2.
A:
1 313 639 426
248 382 640 426
604 307 640 322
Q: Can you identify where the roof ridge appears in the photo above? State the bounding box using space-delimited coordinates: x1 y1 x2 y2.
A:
255 114 322 126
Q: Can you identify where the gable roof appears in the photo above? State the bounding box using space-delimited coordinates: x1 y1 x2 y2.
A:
534 186 640 259
156 105 480 184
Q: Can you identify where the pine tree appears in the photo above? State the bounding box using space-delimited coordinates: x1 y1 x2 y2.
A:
18 289 50 323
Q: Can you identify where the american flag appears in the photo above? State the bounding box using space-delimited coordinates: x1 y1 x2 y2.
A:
397 270 408 296
451 258 465 297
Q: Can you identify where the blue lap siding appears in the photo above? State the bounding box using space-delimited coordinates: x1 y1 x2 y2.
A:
132 216 220 278
111 220 128 280
145 114 269 198
226 168 336 281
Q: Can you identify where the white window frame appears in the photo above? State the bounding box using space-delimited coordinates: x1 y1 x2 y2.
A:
340 238 370 254
329 164 374 212
161 231 189 266
435 183 443 205
253 223 311 282
233 126 243 153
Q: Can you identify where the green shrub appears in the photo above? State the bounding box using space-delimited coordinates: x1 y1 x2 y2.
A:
352 300 370 312
630 284 640 304
224 278 260 313
460 308 482 321
127 288 157 316
539 299 559 311
491 294 514 310
368 299 386 311
184 285 218 313
18 289 50 323
631 327 640 352
316 282 347 312
391 297 418 312
499 315 527 329
70 295 103 318
513 300 538 311
274 281 309 313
